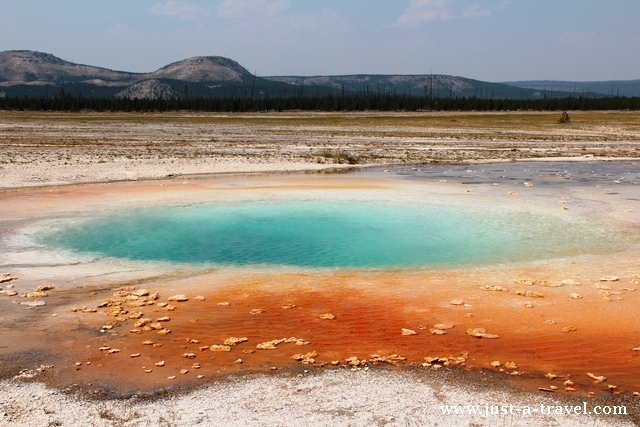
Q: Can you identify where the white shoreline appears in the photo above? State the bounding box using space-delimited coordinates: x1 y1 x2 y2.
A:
1 370 634 427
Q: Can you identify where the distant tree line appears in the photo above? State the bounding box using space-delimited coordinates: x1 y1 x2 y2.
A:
1 93 639 112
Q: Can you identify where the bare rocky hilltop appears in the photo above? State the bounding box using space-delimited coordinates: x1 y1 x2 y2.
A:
0 50 261 99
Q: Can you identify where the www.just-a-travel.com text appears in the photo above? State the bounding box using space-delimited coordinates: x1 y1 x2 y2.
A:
440 403 627 417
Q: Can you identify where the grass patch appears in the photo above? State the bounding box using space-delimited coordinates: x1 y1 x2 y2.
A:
316 149 360 164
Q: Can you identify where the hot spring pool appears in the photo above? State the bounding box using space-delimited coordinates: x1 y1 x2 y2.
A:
39 199 631 268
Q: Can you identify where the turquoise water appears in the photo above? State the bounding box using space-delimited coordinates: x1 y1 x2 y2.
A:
42 201 628 268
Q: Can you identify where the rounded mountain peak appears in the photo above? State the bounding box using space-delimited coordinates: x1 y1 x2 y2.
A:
149 56 253 83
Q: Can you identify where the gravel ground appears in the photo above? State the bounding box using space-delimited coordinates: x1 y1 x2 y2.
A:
1 368 636 427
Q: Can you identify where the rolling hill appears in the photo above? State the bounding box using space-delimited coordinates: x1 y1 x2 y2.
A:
0 50 630 100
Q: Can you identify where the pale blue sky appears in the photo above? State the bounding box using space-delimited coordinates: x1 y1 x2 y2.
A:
1 0 639 81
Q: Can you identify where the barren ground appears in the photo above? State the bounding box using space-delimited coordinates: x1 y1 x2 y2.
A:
1 110 640 189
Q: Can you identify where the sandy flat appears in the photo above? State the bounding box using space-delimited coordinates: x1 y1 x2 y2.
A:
2 111 640 189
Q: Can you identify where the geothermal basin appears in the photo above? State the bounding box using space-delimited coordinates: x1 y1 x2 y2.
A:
1 162 640 399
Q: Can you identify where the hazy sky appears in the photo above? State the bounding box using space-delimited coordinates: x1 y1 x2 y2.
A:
1 0 639 81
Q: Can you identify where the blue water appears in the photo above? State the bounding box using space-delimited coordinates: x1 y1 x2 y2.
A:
42 201 628 268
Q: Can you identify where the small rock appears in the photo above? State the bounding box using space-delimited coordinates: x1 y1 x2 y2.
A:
561 326 577 333
560 279 580 286
549 385 558 390
34 284 55 292
504 362 518 369
210 345 232 352
281 303 296 309
249 309 265 315
545 373 557 380
0 290 18 296
290 351 318 364
570 293 583 299
524 302 534 308
587 373 605 383
19 300 46 307
183 353 196 359
234 359 243 364
197 375 204 379
600 276 619 282
194 296 205 301
145 369 153 373
130 353 141 358
479 285 508 292
131 289 150 297
157 328 171 335
369 354 406 364
224 337 248 346
155 361 165 367
134 318 151 328
217 302 230 306
450 299 464 305
563 380 574 387
432 323 454 330
544 320 556 325
515 290 544 298
319 313 335 320
168 294 188 302
490 361 501 367
0 273 18 283
180 369 189 374
401 328 417 336
167 376 176 380
128 300 147 308
142 340 154 345
466 328 499 339
256 339 284 350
